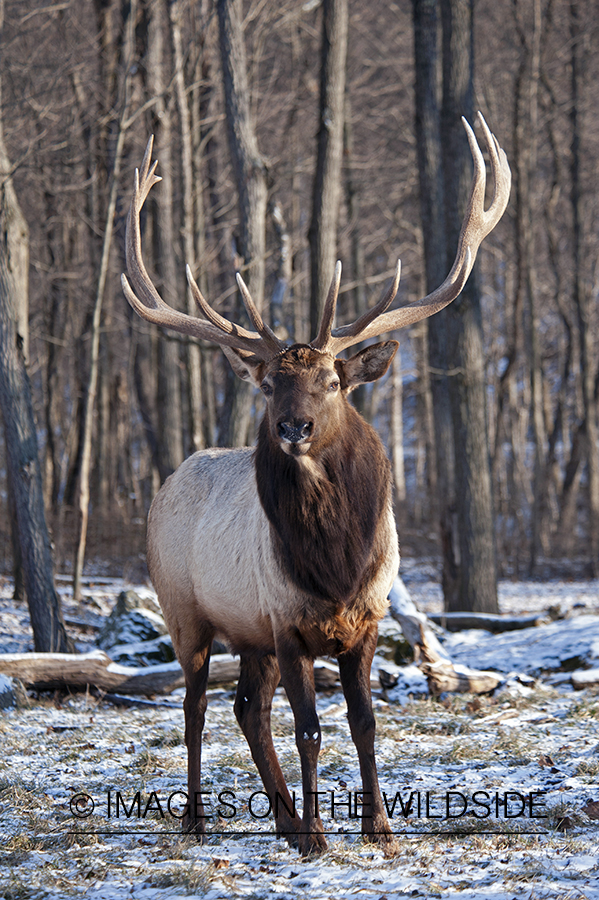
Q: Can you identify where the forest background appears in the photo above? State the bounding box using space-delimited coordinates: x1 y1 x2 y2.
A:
0 0 597 619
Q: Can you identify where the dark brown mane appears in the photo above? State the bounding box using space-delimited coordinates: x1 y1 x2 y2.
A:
255 405 392 603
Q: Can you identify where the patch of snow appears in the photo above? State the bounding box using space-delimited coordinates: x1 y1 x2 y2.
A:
443 614 599 675
3 576 599 898
385 664 429 704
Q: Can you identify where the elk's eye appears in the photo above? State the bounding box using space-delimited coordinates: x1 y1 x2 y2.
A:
328 380 340 392
261 382 273 397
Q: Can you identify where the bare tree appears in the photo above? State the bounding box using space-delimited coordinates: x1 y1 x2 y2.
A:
308 0 348 338
0 0 72 650
510 0 546 574
73 0 136 601
441 0 499 612
412 0 459 606
170 0 204 453
565 0 599 574
217 0 268 447
153 0 186 473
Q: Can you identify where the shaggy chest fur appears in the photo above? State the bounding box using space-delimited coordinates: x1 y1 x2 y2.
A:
255 413 391 608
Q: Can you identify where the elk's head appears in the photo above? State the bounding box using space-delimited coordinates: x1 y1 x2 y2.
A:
225 340 397 457
122 116 510 454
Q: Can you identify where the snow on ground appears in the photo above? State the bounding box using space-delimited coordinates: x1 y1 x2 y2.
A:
1 571 599 898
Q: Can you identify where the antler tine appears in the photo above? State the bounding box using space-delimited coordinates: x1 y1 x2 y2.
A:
124 140 165 313
186 265 243 334
321 261 401 353
471 111 511 234
235 273 286 354
186 266 283 353
311 261 342 351
138 135 162 206
122 138 278 361
323 114 511 355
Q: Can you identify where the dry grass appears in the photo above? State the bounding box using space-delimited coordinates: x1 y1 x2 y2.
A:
0 684 598 899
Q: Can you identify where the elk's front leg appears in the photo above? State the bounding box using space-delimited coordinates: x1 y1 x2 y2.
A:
337 624 399 857
234 653 302 844
275 631 327 856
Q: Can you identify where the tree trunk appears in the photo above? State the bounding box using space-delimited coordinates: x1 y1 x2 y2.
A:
170 0 204 454
308 0 348 340
41 183 64 514
73 1 135 601
190 14 217 448
511 0 545 574
440 0 498 612
412 0 459 608
0 50 72 649
390 349 406 503
568 0 599 575
146 0 185 473
217 0 268 447
343 87 371 423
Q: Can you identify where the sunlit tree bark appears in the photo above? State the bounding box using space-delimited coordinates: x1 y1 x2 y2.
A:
412 0 460 607
217 0 268 447
440 0 498 612
308 0 348 339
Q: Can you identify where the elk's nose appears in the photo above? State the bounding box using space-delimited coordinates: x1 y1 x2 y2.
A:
277 420 313 443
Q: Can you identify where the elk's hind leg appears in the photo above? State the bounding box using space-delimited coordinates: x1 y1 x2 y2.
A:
179 634 213 838
234 653 302 845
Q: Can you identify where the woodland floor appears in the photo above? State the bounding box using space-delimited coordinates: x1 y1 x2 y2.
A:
1 565 598 899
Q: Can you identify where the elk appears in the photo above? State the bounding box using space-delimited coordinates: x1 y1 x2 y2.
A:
122 114 510 857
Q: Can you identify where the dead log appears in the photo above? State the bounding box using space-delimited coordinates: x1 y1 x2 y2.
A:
99 692 184 709
388 576 451 664
0 650 240 696
571 668 599 690
387 577 501 695
0 651 342 696
428 611 550 633
420 660 501 695
314 659 340 690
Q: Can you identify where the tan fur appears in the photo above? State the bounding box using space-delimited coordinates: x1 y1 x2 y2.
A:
147 446 398 665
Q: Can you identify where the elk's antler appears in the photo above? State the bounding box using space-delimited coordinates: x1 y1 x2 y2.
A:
311 112 511 355
124 115 509 365
121 136 285 362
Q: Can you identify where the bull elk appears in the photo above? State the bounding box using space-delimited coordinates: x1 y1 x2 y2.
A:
122 113 510 856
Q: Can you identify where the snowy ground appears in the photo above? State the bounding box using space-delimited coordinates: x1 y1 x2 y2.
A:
1 569 599 899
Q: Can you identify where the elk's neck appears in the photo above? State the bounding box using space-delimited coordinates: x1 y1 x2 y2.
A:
254 410 391 604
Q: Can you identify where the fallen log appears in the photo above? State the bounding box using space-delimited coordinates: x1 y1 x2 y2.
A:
571 668 599 690
313 659 340 690
99 692 184 709
388 577 502 695
428 611 550 633
0 651 341 696
0 650 240 696
388 577 451 665
420 660 502 695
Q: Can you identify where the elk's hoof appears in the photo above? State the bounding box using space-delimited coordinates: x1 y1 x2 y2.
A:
364 828 400 858
182 817 206 843
276 813 302 848
298 828 327 857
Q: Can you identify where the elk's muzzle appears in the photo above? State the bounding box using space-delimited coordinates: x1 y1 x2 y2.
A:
277 420 314 444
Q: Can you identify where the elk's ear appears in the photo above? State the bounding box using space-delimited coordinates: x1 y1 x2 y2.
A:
337 341 398 391
221 346 264 387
